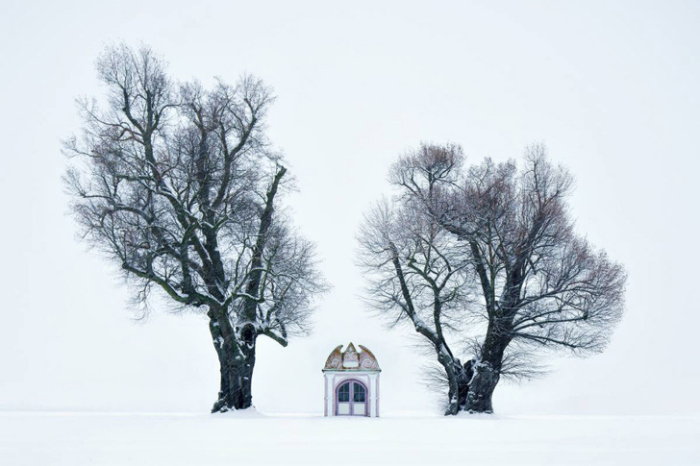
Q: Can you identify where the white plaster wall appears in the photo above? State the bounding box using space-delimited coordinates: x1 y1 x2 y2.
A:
323 371 380 417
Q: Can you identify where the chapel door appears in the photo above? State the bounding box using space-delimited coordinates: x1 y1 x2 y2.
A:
336 381 367 416
351 382 366 416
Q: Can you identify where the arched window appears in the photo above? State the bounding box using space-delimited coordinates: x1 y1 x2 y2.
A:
336 380 368 416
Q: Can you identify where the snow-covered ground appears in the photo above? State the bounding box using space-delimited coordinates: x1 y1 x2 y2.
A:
1 411 698 465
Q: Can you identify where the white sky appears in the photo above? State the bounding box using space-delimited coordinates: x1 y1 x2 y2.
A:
1 0 699 415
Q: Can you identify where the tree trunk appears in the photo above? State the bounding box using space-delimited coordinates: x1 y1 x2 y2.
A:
442 358 471 415
211 344 256 413
208 313 258 413
465 325 507 413
465 360 499 413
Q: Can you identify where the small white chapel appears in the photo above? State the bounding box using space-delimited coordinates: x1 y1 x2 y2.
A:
322 343 381 417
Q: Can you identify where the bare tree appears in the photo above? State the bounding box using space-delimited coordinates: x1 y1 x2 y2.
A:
359 143 626 414
64 44 326 412
358 150 475 415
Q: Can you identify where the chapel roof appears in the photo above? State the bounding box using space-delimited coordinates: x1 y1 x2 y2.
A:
323 342 380 372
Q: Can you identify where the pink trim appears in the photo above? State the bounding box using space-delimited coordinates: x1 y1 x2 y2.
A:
324 376 328 416
334 379 369 417
377 374 380 417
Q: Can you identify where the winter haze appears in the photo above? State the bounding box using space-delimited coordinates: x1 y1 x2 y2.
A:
1 0 699 418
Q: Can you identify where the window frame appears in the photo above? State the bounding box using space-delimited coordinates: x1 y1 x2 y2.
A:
335 379 369 416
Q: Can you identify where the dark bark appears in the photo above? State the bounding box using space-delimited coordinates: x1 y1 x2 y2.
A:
465 361 499 413
210 345 256 412
209 310 257 412
465 324 509 413
461 359 474 406
444 360 470 415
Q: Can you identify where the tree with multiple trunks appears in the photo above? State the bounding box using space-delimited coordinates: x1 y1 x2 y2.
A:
64 45 325 412
359 143 626 414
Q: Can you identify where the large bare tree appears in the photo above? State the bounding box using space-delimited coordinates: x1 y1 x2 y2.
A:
64 45 325 412
359 143 626 414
